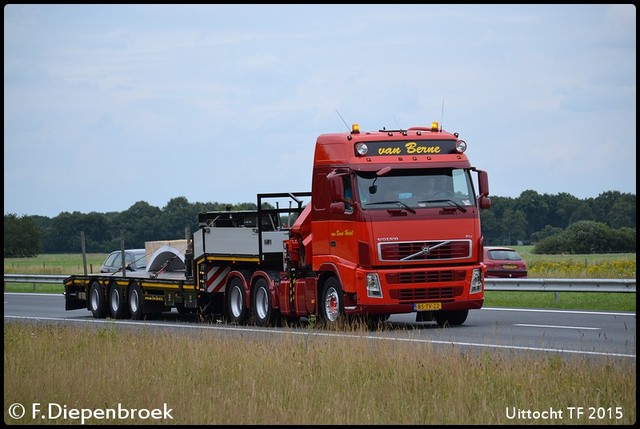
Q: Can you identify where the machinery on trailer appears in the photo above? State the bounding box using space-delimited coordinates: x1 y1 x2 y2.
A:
64 121 491 327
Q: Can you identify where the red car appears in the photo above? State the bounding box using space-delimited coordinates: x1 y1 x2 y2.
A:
483 246 528 278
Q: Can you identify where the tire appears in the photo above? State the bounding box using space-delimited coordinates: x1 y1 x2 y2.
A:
128 282 144 320
251 278 280 327
434 309 469 327
109 283 130 319
319 276 344 325
225 277 248 325
88 281 108 318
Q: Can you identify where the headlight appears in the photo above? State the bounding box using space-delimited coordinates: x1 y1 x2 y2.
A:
366 273 383 298
469 268 483 294
355 143 368 156
455 140 467 153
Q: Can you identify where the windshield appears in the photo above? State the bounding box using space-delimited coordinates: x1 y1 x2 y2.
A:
356 168 476 210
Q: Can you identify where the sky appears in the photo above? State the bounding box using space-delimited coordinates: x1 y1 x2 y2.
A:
4 4 636 218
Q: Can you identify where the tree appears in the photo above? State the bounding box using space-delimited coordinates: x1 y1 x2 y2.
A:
4 214 42 257
607 194 636 229
501 208 528 245
517 190 549 238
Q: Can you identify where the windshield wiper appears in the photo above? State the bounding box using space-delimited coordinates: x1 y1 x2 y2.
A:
365 201 416 214
417 199 467 213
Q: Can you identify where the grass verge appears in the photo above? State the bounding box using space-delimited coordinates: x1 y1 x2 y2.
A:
3 322 636 425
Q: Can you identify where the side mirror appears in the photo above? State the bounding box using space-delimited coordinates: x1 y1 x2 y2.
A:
477 170 489 198
479 196 491 209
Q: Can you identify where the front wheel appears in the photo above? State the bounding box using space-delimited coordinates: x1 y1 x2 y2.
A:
225 277 248 325
319 277 344 326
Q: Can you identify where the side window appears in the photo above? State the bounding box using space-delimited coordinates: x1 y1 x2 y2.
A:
342 176 353 213
112 253 123 269
104 252 118 268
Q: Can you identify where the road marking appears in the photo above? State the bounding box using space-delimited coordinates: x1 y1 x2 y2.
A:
4 315 635 359
514 323 600 330
482 306 635 317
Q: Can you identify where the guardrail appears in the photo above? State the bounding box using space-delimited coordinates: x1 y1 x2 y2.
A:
484 278 635 293
3 274 636 293
4 274 69 284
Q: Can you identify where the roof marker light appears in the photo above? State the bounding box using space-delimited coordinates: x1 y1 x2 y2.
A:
431 122 439 132
352 123 360 134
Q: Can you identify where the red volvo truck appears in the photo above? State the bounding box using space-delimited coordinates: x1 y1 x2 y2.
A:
64 121 491 327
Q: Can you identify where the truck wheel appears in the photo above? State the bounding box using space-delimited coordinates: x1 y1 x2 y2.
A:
251 278 280 327
128 282 144 320
225 277 248 325
435 309 468 327
319 277 344 325
109 283 130 319
88 281 108 318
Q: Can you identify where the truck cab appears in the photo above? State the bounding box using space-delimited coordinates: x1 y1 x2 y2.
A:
288 122 490 326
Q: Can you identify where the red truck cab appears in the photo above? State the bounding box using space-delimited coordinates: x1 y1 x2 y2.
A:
286 122 490 326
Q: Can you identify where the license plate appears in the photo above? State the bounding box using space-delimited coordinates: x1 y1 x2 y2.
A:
503 264 517 269
414 302 442 311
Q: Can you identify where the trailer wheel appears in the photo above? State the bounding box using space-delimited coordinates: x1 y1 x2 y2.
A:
88 281 108 318
319 276 344 325
434 309 468 327
225 277 248 325
109 283 130 319
251 278 280 327
128 282 144 320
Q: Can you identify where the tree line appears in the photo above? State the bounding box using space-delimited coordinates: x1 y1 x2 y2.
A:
4 190 636 258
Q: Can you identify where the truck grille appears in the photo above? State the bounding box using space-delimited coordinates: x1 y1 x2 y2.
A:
379 240 471 261
386 270 466 284
389 286 463 302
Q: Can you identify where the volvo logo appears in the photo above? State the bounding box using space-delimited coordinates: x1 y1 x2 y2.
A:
421 246 431 255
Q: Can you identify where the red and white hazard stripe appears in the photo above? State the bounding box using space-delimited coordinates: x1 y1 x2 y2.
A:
205 266 231 293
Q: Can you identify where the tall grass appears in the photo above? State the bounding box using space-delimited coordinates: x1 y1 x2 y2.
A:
3 322 635 425
3 254 108 275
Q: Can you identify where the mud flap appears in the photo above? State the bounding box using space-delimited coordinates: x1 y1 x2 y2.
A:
65 295 86 311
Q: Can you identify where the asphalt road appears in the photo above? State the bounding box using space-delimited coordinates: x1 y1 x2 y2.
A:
4 292 636 360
